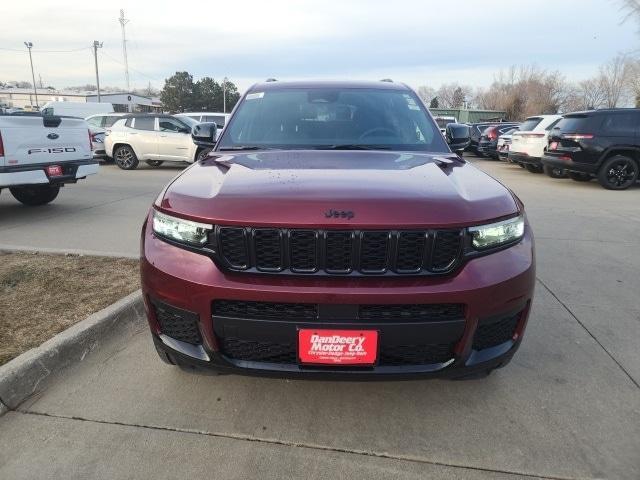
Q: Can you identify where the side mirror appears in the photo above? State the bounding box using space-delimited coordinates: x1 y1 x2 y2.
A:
192 122 217 147
445 123 470 154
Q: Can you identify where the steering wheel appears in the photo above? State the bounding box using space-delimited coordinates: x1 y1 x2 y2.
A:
358 127 396 140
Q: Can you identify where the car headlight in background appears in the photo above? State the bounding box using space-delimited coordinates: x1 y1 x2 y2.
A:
152 210 212 246
468 215 524 250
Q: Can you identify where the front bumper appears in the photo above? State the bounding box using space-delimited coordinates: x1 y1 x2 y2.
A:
141 217 536 379
508 152 541 166
0 160 99 187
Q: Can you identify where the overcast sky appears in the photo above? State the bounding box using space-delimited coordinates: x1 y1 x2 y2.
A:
1 0 637 93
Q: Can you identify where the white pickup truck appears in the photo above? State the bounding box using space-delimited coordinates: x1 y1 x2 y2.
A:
0 115 98 205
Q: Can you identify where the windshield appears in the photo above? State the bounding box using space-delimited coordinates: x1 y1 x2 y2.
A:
218 88 448 152
177 116 199 127
519 117 543 132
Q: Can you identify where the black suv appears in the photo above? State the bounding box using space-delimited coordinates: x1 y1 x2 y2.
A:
467 122 517 156
542 109 640 190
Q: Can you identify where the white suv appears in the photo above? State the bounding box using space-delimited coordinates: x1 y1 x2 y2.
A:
105 114 206 170
508 114 562 173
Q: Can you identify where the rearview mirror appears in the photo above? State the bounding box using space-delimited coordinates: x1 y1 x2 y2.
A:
192 122 217 147
445 123 470 155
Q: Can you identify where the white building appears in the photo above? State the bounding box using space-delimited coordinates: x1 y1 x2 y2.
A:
0 87 162 113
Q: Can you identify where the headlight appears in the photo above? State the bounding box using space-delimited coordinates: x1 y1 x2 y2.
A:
468 215 524 250
152 210 212 246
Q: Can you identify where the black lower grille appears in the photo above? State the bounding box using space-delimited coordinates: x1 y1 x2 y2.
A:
358 303 464 321
379 343 454 366
213 300 463 322
473 313 520 350
213 226 463 276
220 337 454 366
154 300 201 345
222 337 297 363
213 300 318 320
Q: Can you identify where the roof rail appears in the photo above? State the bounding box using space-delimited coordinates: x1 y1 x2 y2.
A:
265 78 278 82
380 78 393 83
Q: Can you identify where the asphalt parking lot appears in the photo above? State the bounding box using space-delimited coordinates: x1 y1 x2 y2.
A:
0 157 639 479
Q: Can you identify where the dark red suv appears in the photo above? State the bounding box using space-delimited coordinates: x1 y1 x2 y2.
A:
141 80 535 379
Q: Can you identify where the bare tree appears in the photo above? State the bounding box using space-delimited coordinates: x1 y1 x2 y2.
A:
624 58 640 106
598 55 630 107
416 86 436 105
436 83 472 108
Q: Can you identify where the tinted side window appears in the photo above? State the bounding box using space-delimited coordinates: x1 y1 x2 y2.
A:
601 113 638 136
125 118 133 127
545 118 562 131
159 117 188 132
104 116 121 127
134 116 155 131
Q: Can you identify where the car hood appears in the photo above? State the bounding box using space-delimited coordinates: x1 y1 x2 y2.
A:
157 150 519 228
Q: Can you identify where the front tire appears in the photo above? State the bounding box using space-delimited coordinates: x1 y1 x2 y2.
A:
10 185 60 206
543 164 567 179
525 164 543 174
597 155 638 190
145 160 164 167
114 145 139 170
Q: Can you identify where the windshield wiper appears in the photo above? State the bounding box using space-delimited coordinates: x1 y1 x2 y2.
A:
314 144 392 151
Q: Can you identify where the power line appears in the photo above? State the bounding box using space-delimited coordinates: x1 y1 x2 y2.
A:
0 46 91 53
101 49 161 82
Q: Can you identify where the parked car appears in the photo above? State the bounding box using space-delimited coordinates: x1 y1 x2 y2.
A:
175 112 230 127
0 113 98 205
508 115 563 173
104 114 208 170
542 109 640 190
467 122 517 156
477 124 520 160
433 115 457 134
497 127 519 161
141 80 535 380
86 113 127 160
41 101 114 118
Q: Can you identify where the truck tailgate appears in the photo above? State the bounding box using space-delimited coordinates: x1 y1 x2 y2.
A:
0 116 91 168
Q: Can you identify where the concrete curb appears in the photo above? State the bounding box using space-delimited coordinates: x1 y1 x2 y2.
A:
0 289 144 413
0 244 139 260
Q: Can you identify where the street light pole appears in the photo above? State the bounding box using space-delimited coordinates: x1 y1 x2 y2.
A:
92 41 103 102
24 42 38 109
223 76 228 113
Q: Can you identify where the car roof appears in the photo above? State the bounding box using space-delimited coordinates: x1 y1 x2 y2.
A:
177 112 229 116
247 80 409 92
564 108 640 116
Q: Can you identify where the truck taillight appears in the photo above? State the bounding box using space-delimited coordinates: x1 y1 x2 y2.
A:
0 131 4 157
88 129 94 151
488 129 498 140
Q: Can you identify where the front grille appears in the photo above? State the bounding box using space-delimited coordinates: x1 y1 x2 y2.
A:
473 313 520 350
153 300 201 345
213 300 463 322
213 227 463 276
220 337 454 366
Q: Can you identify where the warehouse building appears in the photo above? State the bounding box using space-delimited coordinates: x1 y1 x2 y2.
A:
0 88 161 113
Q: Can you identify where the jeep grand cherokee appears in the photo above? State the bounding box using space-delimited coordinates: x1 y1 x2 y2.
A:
141 80 535 379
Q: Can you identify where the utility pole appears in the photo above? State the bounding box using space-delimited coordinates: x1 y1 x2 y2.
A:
24 42 38 108
92 40 103 102
118 10 130 93
223 76 228 113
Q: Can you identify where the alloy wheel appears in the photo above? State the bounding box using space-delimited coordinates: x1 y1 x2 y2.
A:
606 160 637 189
